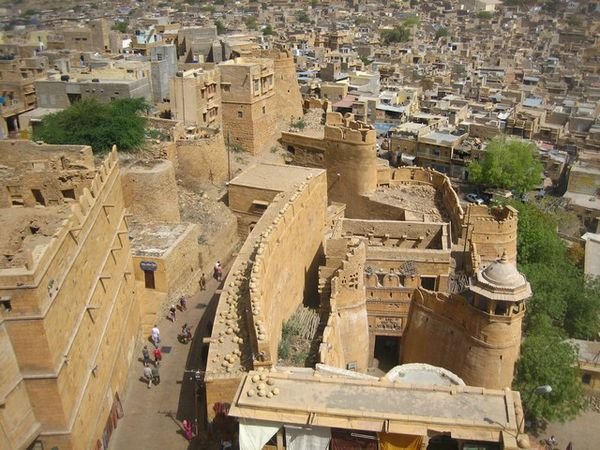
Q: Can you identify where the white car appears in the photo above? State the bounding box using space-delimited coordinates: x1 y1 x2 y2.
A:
465 193 484 205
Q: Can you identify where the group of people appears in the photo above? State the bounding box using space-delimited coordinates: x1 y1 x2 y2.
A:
142 339 162 389
139 261 225 441
169 295 188 322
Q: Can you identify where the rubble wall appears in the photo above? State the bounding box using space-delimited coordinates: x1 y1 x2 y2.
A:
204 170 327 420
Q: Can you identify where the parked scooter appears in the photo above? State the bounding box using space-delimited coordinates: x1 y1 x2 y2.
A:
178 323 193 344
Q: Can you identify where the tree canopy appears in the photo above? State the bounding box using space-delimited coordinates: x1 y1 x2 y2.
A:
468 136 543 195
510 200 600 423
262 24 273 35
32 98 148 154
381 25 411 44
514 318 585 423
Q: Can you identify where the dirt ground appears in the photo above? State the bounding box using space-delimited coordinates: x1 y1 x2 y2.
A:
370 184 450 222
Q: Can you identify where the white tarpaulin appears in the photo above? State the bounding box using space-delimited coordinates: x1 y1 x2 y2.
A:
238 418 281 450
285 424 331 450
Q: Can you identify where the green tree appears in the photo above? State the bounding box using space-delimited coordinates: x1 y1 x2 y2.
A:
296 11 310 23
311 0 318 7
262 24 273 35
403 16 420 27
435 26 448 39
359 55 372 66
468 137 543 195
477 10 493 20
112 21 128 33
510 201 600 339
381 26 411 44
514 319 585 423
215 19 226 35
244 16 257 30
32 98 148 154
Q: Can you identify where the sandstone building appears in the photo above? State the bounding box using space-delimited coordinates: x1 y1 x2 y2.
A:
169 65 222 130
219 57 278 155
0 141 139 450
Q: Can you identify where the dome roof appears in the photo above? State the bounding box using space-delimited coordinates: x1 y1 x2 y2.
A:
480 253 527 288
470 252 532 302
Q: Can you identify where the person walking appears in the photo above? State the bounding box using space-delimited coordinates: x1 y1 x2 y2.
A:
153 346 162 366
199 273 206 291
142 345 151 366
214 261 223 281
151 365 160 385
143 365 153 389
179 295 187 311
151 325 160 348
169 304 177 322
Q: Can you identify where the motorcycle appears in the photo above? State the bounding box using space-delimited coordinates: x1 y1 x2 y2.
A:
178 323 193 344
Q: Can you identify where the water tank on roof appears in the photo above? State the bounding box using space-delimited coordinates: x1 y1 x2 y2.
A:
60 74 70 82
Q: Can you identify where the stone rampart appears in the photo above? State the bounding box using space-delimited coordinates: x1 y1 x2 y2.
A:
175 131 228 185
204 170 327 420
121 159 181 223
319 239 370 371
388 167 464 243
402 288 523 389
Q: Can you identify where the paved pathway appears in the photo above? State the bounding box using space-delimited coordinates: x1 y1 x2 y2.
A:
109 274 223 450
530 409 600 450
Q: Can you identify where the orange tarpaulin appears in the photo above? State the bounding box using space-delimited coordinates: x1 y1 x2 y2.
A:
378 433 423 450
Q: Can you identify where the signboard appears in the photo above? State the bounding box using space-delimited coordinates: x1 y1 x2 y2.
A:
140 261 158 271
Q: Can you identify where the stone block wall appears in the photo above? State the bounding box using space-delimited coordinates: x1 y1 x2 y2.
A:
0 147 141 449
319 239 370 371
467 205 518 264
204 170 327 420
121 159 181 223
0 323 41 450
175 131 228 185
388 168 464 243
402 288 523 389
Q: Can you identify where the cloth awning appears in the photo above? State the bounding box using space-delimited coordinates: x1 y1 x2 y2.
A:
239 418 281 450
285 424 331 450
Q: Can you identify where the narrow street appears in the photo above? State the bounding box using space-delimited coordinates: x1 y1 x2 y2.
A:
108 274 223 450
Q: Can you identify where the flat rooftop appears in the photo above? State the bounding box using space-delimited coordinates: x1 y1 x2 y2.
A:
229 163 324 193
128 222 192 257
229 370 519 442
569 339 600 366
0 206 70 269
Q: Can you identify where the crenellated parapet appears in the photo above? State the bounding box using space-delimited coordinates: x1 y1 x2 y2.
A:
324 112 377 145
318 238 370 371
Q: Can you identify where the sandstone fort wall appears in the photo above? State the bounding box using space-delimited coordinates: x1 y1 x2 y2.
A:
402 289 523 389
0 148 140 449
